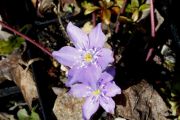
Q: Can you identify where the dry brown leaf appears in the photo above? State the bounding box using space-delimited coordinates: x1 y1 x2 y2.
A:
11 63 38 109
0 54 20 83
0 53 39 109
0 112 16 120
53 89 84 120
115 80 171 120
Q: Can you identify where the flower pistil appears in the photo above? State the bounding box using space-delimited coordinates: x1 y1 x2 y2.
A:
92 89 101 96
84 53 93 62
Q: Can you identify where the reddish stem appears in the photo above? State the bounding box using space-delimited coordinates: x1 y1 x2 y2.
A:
120 0 127 14
115 22 120 33
115 0 127 33
150 0 155 37
0 21 53 57
146 0 155 61
92 13 96 27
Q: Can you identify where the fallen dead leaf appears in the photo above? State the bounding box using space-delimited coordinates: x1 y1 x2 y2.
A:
0 53 39 109
0 112 16 120
115 80 171 120
11 63 39 109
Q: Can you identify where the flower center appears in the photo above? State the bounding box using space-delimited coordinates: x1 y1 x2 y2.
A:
92 89 101 96
84 53 93 62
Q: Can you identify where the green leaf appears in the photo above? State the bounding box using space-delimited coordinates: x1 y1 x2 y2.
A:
0 36 25 56
140 0 145 4
115 0 125 8
139 4 150 11
17 109 29 120
17 106 41 120
132 9 139 22
81 1 99 15
30 110 40 120
131 0 139 7
125 4 133 13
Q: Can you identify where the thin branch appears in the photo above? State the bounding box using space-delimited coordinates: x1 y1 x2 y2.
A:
57 2 70 42
0 21 53 57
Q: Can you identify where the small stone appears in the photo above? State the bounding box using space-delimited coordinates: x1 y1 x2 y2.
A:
53 89 85 120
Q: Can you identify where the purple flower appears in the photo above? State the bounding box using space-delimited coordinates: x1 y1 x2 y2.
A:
69 71 121 120
52 22 114 86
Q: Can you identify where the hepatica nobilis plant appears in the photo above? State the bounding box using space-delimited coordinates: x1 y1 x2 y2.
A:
52 22 121 119
52 22 114 86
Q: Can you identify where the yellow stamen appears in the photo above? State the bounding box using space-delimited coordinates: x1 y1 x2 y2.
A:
84 53 93 62
92 89 101 95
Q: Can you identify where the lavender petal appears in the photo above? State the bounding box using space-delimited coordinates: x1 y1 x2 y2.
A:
52 46 80 67
99 96 115 114
69 84 91 98
83 96 99 120
103 81 121 97
99 72 113 84
89 23 106 49
97 48 114 70
67 64 101 88
83 64 101 89
105 66 116 77
67 22 89 49
66 67 82 87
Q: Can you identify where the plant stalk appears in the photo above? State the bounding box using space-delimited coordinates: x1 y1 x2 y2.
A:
0 21 53 57
146 0 155 61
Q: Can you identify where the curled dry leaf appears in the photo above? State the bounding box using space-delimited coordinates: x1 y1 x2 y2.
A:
61 0 80 16
155 9 164 31
115 80 171 120
11 62 39 109
53 89 84 120
0 53 39 109
38 0 55 15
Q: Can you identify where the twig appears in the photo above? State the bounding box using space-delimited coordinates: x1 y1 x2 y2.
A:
57 2 70 42
0 21 53 57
